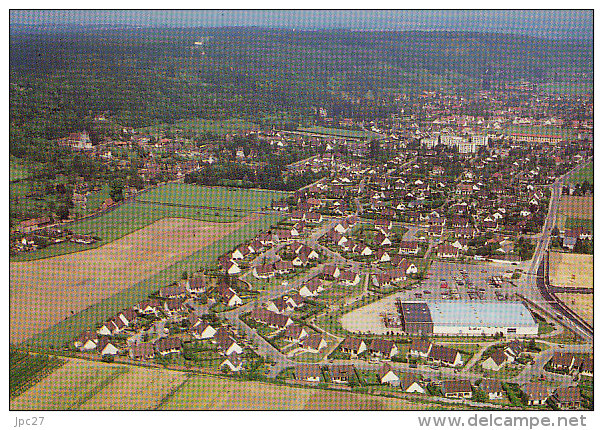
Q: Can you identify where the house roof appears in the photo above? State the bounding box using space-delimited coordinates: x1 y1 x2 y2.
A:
330 364 355 379
250 308 291 328
341 337 365 352
554 386 581 403
369 338 396 355
159 284 187 298
428 345 460 364
339 270 358 282
154 337 182 352
378 363 396 380
487 349 508 366
323 265 339 277
295 364 322 380
131 342 155 358
522 382 550 400
410 339 432 354
398 372 422 391
550 352 575 368
165 297 186 311
284 324 306 339
303 333 326 350
441 379 472 395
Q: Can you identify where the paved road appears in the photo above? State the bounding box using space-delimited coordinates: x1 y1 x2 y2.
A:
218 159 594 384
517 158 593 342
513 342 591 385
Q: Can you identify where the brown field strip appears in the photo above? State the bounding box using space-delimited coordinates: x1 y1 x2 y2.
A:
79 366 188 410
548 252 593 289
13 359 451 411
162 374 421 410
10 359 127 410
10 217 247 343
555 293 593 326
558 195 594 219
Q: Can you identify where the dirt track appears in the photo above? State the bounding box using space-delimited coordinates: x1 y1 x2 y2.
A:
9 217 247 343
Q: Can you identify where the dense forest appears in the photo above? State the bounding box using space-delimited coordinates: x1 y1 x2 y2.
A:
10 27 593 151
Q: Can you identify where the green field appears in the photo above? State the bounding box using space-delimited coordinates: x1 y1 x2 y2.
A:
137 118 260 136
137 183 288 211
298 126 383 140
24 212 283 348
538 81 593 96
11 201 240 262
9 156 32 182
11 184 287 262
564 160 593 185
10 350 66 399
84 183 112 213
565 217 594 232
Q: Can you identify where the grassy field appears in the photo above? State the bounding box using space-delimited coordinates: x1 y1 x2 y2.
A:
555 195 593 230
138 118 260 136
137 183 288 211
548 251 593 289
12 358 463 410
298 126 383 140
173 118 260 135
564 160 593 185
84 183 112 213
538 81 593 96
10 350 66 399
10 359 127 410
12 185 289 263
9 156 33 182
23 213 282 348
564 217 593 232
555 293 593 326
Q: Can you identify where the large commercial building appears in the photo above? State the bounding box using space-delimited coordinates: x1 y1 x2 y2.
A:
506 126 576 144
398 300 538 337
398 301 434 335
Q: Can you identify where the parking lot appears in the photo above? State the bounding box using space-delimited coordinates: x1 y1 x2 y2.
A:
414 260 518 302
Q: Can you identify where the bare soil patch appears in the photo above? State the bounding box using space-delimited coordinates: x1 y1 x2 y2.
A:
555 293 593 326
548 251 593 290
10 359 125 410
79 366 187 410
10 217 247 342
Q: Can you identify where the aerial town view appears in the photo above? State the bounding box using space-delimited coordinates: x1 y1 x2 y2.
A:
8 10 594 418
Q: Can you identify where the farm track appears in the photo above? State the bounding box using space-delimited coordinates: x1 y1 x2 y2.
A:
134 197 276 216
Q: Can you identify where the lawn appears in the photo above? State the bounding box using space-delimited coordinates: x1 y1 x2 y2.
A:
84 183 112 213
137 183 289 211
564 160 593 185
298 126 384 140
173 118 260 136
23 213 283 348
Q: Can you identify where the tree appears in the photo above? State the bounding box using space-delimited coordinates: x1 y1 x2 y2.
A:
55 205 69 220
109 178 124 202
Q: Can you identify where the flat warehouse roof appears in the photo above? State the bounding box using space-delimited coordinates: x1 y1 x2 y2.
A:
426 300 537 327
400 302 432 324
